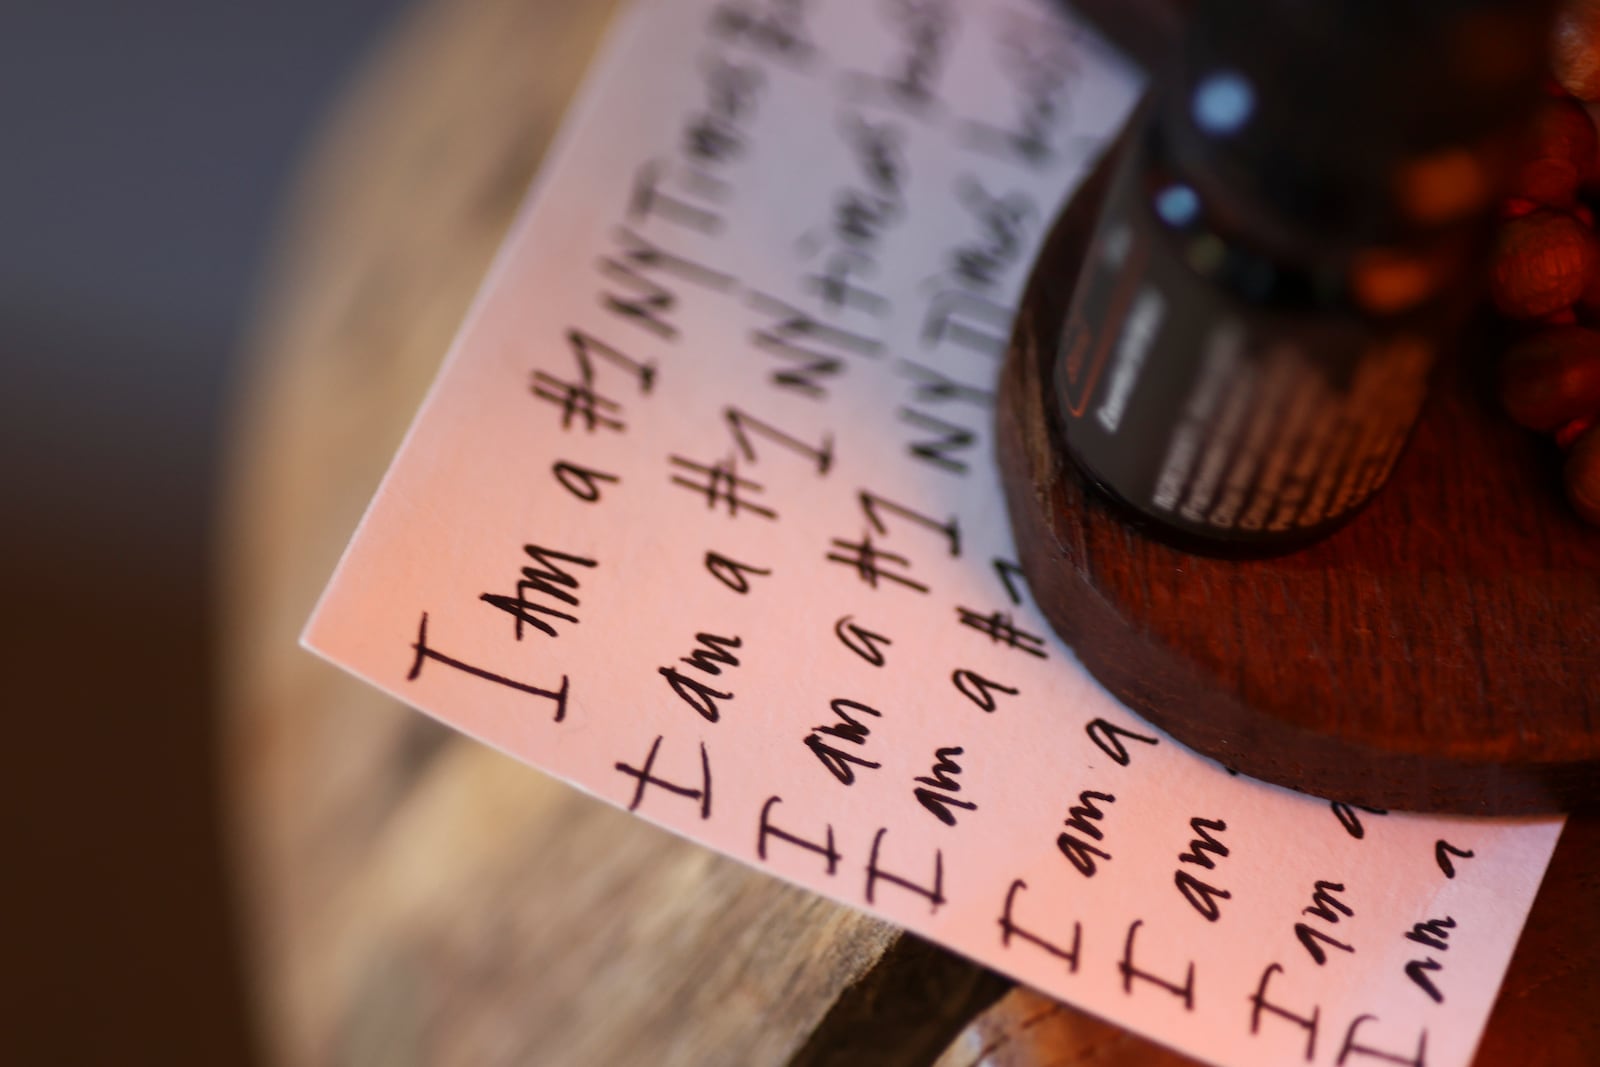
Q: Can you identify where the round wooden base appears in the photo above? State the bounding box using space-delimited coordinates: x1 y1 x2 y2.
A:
997 141 1600 814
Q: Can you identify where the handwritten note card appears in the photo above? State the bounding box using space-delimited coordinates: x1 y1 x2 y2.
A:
304 1 1565 1063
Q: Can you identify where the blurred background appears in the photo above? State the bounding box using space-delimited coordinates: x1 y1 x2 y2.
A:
2 2 410 1062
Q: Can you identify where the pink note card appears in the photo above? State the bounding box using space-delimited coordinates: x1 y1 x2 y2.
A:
305 2 1564 1063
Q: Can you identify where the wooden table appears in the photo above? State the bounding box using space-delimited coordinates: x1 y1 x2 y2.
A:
221 1 1599 1062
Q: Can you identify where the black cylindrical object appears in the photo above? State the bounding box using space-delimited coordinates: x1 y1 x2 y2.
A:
1052 0 1557 552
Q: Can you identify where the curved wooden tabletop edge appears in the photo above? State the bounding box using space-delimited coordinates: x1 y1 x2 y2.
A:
219 0 1599 1062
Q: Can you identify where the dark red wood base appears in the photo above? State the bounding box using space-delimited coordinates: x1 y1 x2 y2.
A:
997 138 1600 814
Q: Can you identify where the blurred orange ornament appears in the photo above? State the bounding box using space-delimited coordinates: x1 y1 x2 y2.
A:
1490 208 1598 317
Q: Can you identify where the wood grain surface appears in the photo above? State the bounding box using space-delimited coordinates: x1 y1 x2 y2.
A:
996 128 1600 814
